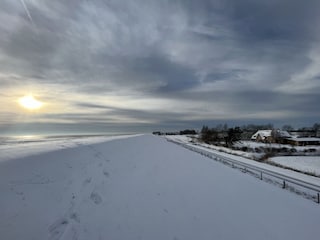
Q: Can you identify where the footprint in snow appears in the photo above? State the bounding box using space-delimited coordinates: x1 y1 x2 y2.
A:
48 218 69 240
95 152 103 159
103 170 109 178
90 192 102 204
70 212 80 223
83 177 92 185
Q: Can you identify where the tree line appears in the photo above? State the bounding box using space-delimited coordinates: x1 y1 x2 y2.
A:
200 125 242 147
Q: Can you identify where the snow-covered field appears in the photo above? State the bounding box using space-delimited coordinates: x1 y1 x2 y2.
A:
1 135 320 240
270 156 320 176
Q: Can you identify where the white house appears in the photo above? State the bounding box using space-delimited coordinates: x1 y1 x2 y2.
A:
251 130 291 143
251 130 272 142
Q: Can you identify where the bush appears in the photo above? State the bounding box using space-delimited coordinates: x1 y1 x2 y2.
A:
241 146 248 152
290 148 297 153
254 147 262 153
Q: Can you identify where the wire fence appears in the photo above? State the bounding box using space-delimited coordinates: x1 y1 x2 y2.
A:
167 138 320 204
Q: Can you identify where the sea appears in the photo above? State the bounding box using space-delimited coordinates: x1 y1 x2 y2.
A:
0 133 131 146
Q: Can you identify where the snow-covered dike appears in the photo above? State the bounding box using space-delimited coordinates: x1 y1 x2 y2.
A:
1 135 320 240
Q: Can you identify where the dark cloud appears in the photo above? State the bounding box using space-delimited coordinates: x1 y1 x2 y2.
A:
110 55 198 93
224 0 320 42
74 102 192 123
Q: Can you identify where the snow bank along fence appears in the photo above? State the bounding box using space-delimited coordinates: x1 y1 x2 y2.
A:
167 139 320 204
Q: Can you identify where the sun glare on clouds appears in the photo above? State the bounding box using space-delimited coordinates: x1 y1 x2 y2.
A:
18 94 43 110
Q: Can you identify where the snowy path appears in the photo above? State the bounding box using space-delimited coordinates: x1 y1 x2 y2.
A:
1 135 320 240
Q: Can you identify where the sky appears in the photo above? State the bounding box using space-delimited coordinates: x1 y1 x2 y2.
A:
1 0 320 135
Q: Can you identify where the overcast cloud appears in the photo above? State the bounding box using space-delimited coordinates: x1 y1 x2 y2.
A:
1 0 320 134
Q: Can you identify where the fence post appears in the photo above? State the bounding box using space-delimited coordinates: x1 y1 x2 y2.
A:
283 180 286 189
260 172 262 180
318 193 320 204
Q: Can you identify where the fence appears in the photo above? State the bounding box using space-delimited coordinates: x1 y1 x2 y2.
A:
167 138 320 204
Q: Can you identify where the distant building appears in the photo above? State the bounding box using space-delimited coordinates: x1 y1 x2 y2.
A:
251 130 273 142
251 129 291 143
289 130 316 138
285 137 320 146
251 130 320 146
273 129 292 144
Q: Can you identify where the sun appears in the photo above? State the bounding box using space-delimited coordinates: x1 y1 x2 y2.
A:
18 94 43 110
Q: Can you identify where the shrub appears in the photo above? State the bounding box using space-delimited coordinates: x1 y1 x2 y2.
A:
241 146 248 152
